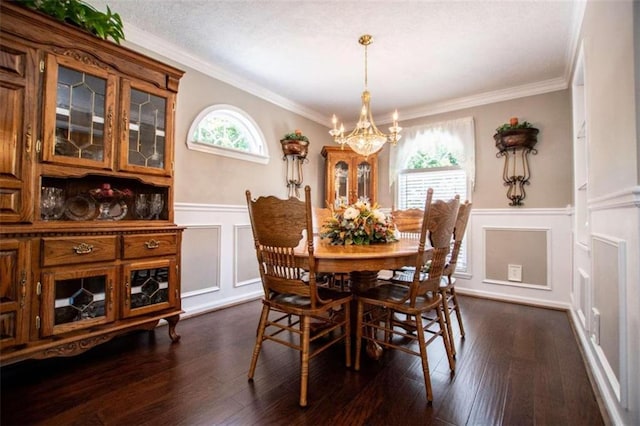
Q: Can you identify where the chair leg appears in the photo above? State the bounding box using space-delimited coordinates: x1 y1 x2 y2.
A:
450 287 465 337
414 313 433 402
343 301 352 368
299 315 311 407
436 304 455 372
440 289 456 356
248 304 270 380
355 300 364 371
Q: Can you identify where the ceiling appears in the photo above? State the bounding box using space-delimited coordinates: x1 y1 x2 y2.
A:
87 0 583 127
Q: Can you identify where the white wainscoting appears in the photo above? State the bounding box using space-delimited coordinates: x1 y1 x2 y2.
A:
176 203 261 317
177 203 574 314
568 186 640 426
455 208 573 309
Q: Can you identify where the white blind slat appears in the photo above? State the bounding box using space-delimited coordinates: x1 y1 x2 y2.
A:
397 168 468 271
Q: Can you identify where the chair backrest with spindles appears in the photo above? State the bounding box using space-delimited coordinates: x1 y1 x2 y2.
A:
391 208 424 239
408 190 459 303
443 201 472 280
246 186 321 307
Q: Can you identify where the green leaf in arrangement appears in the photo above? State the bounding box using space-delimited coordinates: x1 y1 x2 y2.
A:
16 0 125 44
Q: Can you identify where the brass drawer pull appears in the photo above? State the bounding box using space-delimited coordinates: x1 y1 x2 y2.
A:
145 240 160 249
73 243 94 254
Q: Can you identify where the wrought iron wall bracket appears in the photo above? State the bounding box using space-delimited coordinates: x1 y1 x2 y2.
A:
281 139 309 199
494 128 539 206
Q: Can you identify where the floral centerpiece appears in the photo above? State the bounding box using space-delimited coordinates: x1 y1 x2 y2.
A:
321 200 397 245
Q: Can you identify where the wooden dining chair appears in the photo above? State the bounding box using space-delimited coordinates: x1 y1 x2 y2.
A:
438 200 472 355
246 186 352 407
355 189 459 402
385 199 471 357
379 207 427 280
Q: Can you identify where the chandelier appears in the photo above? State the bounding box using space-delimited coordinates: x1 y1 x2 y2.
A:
329 34 402 157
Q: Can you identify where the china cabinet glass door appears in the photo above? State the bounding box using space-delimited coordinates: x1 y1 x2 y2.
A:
334 161 349 208
119 80 174 176
42 54 116 169
122 258 178 317
356 161 373 203
41 267 115 336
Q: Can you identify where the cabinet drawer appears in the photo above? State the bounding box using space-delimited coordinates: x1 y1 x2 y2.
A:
123 233 178 259
42 236 118 267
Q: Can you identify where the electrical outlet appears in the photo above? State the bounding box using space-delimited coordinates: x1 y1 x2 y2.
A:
507 264 522 282
592 308 600 345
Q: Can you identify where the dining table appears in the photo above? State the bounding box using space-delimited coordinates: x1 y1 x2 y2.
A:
296 236 424 292
295 236 430 359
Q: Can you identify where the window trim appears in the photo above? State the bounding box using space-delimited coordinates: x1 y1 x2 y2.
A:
186 104 269 164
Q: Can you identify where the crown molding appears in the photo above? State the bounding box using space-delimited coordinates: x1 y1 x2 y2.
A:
121 24 328 125
123 22 570 127
395 78 569 123
564 0 588 84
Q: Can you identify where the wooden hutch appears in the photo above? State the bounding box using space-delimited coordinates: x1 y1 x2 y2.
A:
321 145 378 209
0 2 184 365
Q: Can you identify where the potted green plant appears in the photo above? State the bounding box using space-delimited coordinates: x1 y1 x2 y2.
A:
494 117 539 151
280 129 310 158
16 0 125 44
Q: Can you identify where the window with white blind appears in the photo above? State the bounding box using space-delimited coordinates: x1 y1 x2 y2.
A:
397 166 469 272
397 167 467 208
395 118 474 271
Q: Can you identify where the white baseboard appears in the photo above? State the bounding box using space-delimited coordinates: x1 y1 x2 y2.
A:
568 308 624 426
455 287 571 310
181 289 262 318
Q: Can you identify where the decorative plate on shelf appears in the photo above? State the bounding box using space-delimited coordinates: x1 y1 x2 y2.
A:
106 200 128 221
64 195 97 221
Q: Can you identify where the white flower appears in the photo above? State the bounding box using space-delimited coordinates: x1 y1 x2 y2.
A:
344 207 359 220
354 200 369 210
372 209 386 223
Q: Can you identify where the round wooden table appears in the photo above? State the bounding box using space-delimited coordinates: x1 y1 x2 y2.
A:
296 237 426 359
303 237 421 292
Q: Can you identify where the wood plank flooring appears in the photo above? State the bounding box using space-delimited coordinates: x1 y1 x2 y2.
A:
1 296 605 425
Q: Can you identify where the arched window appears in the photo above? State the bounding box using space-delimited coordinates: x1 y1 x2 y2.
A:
187 104 269 164
391 117 475 272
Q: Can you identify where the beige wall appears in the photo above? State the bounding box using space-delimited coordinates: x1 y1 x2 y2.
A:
127 42 572 210
376 90 573 209
173 68 330 206
582 2 639 195
485 229 548 286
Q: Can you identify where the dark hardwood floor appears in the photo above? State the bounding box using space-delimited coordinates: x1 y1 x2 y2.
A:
1 296 605 425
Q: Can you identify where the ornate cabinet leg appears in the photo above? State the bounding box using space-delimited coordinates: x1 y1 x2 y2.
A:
166 315 181 342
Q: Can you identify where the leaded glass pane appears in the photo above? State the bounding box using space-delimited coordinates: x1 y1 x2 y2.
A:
127 88 166 168
356 161 372 202
334 161 349 208
129 267 169 309
54 65 106 161
54 275 106 325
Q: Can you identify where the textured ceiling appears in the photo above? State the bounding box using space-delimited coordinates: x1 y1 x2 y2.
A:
87 0 582 126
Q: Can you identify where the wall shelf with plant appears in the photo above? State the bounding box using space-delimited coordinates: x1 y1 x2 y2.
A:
494 118 540 206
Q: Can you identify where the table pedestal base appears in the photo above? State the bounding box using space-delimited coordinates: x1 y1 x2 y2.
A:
349 270 384 360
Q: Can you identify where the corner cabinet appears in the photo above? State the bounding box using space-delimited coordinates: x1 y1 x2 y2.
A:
321 145 378 209
0 3 185 365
